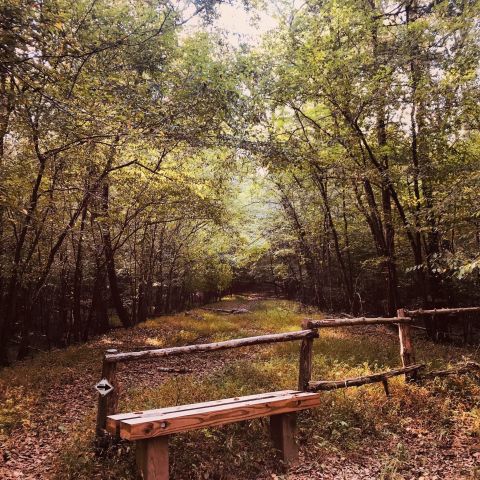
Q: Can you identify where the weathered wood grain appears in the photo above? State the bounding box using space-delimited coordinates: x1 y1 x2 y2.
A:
105 330 318 363
298 335 315 391
405 306 480 317
118 392 321 440
303 316 412 329
106 390 299 436
307 364 424 392
136 436 169 480
96 349 119 438
270 413 298 467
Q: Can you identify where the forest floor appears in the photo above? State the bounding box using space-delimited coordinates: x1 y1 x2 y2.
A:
1 295 480 479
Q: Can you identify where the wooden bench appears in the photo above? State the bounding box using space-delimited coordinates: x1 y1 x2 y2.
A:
107 389 321 480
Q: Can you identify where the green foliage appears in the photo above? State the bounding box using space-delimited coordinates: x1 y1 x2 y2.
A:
1 297 475 479
234 0 480 313
0 0 246 356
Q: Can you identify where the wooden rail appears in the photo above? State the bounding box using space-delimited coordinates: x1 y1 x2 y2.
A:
307 364 424 392
302 316 412 329
105 330 318 363
405 307 480 317
419 361 480 380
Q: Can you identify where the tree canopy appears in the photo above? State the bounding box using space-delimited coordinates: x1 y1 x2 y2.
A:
1 0 479 362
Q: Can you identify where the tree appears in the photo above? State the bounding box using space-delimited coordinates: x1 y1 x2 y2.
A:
237 0 480 318
0 0 242 363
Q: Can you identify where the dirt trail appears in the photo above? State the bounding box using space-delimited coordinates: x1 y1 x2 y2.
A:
0 296 265 479
0 343 253 479
1 296 479 479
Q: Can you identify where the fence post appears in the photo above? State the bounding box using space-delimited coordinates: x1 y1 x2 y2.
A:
96 349 119 439
298 325 316 391
397 309 416 382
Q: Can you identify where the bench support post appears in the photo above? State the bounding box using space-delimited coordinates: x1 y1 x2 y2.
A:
136 436 169 480
270 413 298 468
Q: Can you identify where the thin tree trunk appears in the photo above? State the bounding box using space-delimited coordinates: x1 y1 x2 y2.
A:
72 202 88 341
101 181 131 328
314 171 355 311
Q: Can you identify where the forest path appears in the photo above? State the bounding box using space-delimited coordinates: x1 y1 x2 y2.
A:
1 296 479 479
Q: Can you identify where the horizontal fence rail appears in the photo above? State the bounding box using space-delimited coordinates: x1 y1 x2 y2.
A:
302 316 412 329
405 307 480 317
307 364 425 392
96 305 480 442
105 329 319 364
419 361 480 379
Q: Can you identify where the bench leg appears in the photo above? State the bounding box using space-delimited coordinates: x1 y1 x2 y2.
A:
270 413 299 468
136 436 169 480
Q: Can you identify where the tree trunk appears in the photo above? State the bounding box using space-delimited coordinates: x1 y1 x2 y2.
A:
72 202 88 341
101 182 131 328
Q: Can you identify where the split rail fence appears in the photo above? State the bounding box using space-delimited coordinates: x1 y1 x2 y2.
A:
96 306 480 440
405 306 480 343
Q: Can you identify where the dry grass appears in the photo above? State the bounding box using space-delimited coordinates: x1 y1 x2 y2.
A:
1 296 480 479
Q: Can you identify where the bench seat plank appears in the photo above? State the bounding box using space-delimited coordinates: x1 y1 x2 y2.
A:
106 390 298 435
115 391 320 440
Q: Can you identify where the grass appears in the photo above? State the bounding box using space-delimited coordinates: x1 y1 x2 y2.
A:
2 296 480 479
140 299 315 342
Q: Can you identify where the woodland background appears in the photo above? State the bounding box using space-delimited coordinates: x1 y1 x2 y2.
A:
0 0 479 364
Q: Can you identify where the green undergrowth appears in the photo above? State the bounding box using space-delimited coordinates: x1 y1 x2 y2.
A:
58 355 480 480
2 297 480 479
139 298 315 344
